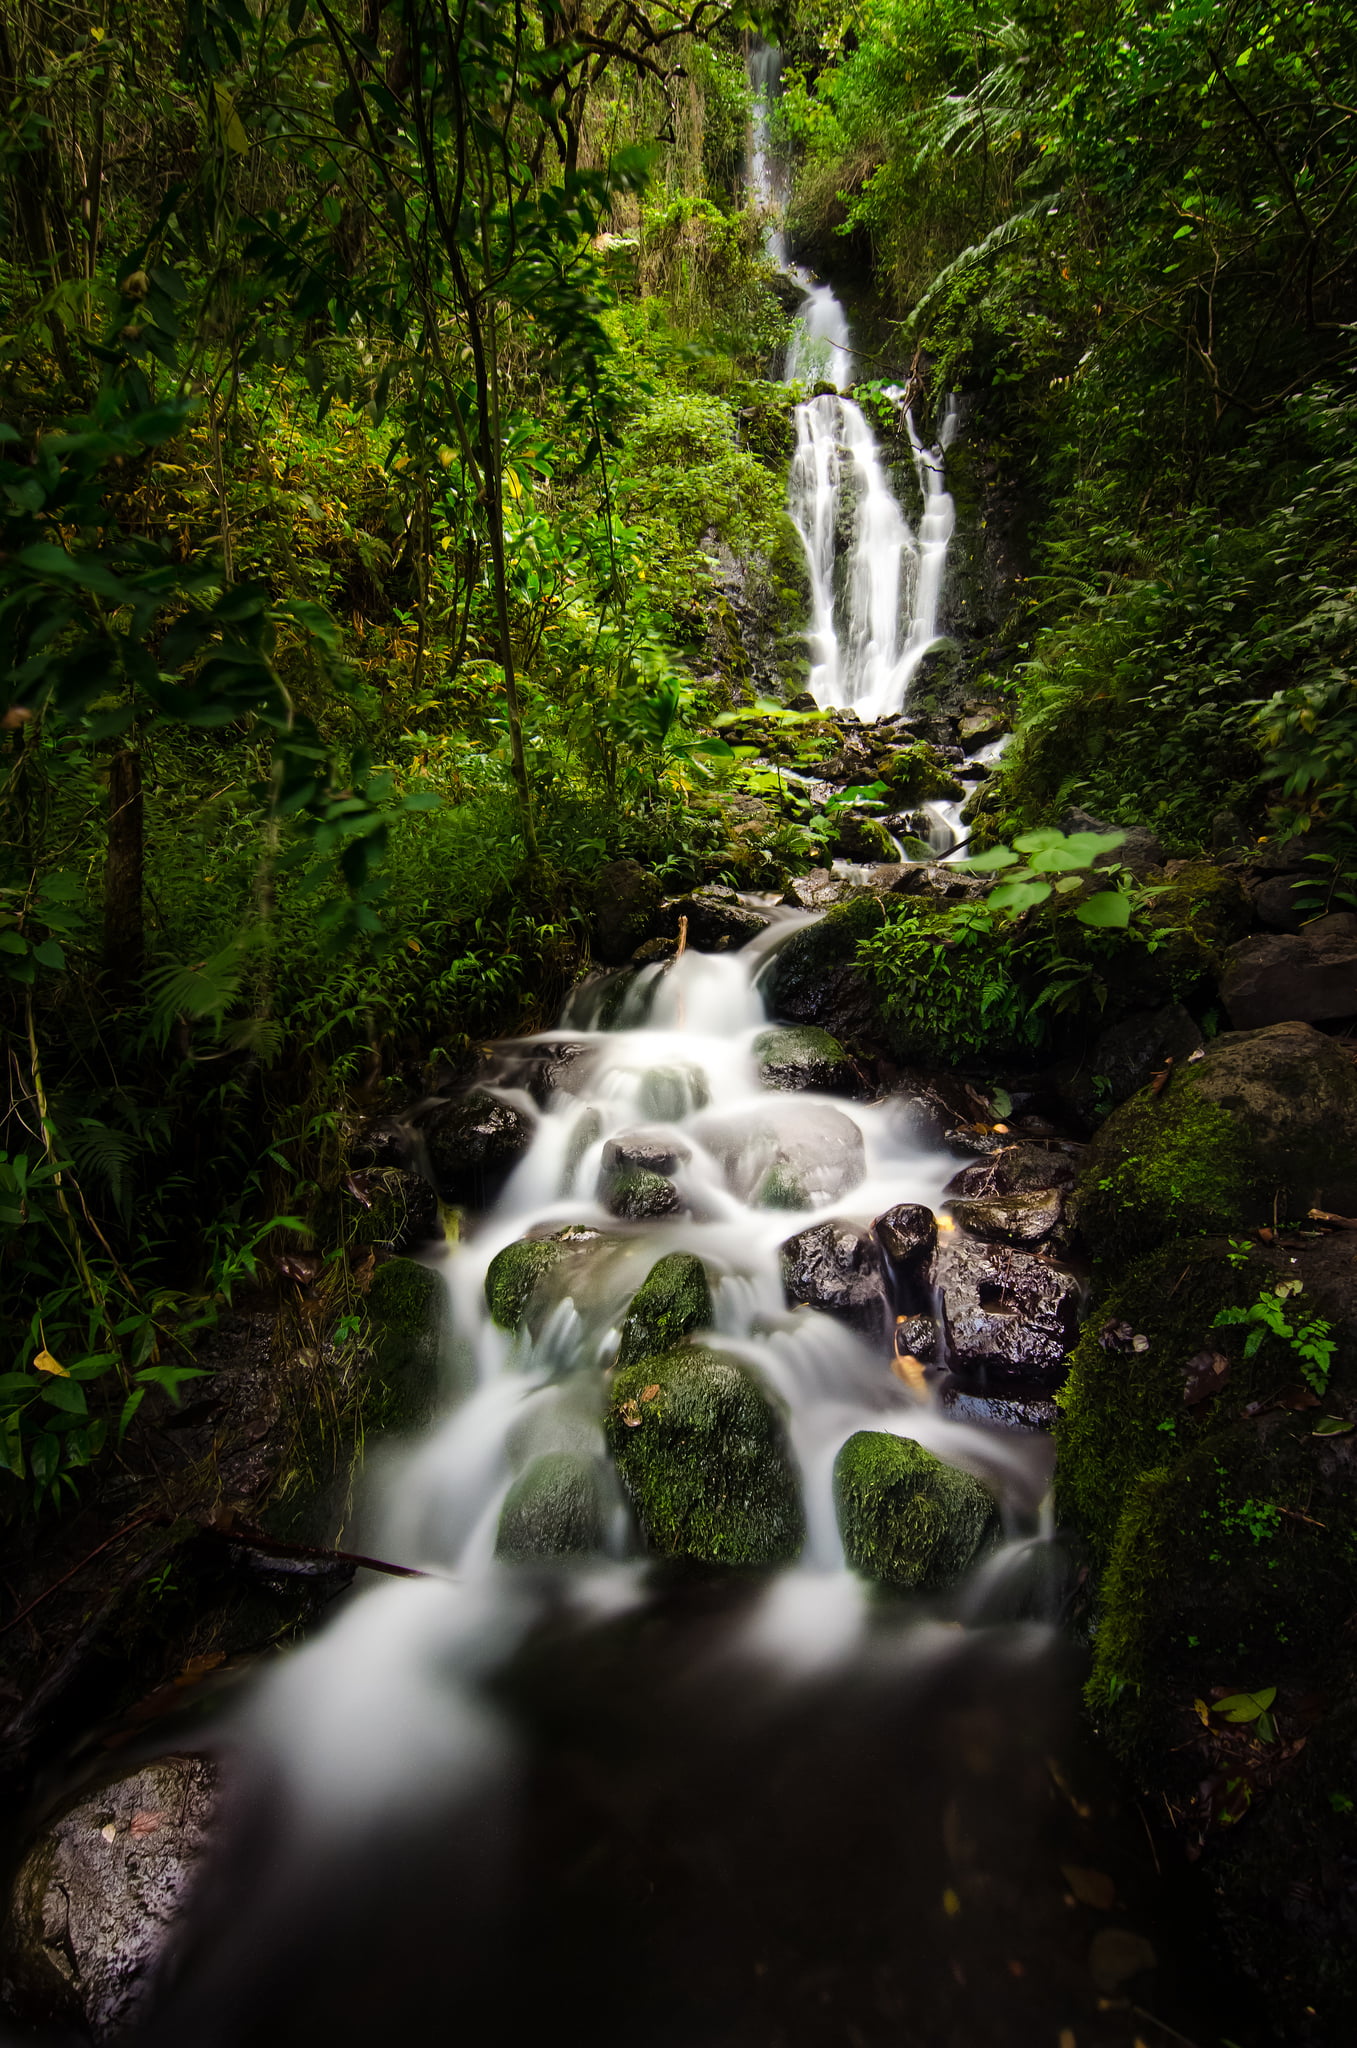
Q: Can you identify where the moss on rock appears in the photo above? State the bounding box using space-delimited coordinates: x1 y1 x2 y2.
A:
605 1346 803 1566
484 1238 567 1332
753 1024 855 1093
833 1432 998 1591
616 1253 713 1373
495 1452 605 1562
877 741 966 804
366 1256 445 1430
762 893 887 1043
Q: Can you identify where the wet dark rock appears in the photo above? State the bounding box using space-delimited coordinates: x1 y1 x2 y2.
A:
934 1237 1082 1384
833 1432 999 1591
601 1130 691 1178
891 863 987 904
873 1204 938 1304
938 1385 1058 1432
349 1115 417 1170
761 894 886 1044
1085 1001 1204 1112
605 1346 803 1566
4 1754 218 2041
754 1024 859 1095
944 1143 1082 1199
659 885 769 952
592 858 663 965
780 869 868 911
1079 1019 1357 1260
895 1314 939 1362
1220 914 1357 1029
367 1257 447 1428
496 1452 606 1562
779 1221 890 1342
616 1253 713 1372
631 935 678 965
947 1189 1065 1246
420 1090 535 1206
943 1126 1013 1158
515 1039 596 1107
1061 809 1163 880
693 1100 866 1208
1247 871 1307 932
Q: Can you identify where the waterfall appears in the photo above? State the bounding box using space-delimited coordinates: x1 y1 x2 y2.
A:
748 44 958 724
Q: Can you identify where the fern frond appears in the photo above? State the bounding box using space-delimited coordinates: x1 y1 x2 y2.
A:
144 940 247 1047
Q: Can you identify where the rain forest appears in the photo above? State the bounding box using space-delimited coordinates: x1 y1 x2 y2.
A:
2 3 1357 2043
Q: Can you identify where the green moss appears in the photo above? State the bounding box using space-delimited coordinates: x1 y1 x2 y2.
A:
616 1252 713 1372
877 742 965 804
753 1024 852 1091
764 892 886 1025
605 1345 803 1566
1077 1088 1257 1264
833 1432 998 1590
495 1452 605 1562
484 1238 567 1331
606 1169 681 1220
361 1255 447 1438
830 812 897 862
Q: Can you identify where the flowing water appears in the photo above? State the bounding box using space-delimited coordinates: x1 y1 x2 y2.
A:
137 927 1199 2048
749 45 958 724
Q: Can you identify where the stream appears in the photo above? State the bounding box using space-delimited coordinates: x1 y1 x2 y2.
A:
135 933 1205 2048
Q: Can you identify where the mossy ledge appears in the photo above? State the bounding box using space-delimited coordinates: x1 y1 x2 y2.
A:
605 1346 803 1567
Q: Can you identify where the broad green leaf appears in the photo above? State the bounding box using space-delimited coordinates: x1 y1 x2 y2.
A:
987 879 1052 915
1216 1687 1276 1722
1313 1416 1355 1436
962 844 1018 872
1074 891 1131 929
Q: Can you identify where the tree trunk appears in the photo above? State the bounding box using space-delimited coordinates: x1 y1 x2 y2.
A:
104 748 144 988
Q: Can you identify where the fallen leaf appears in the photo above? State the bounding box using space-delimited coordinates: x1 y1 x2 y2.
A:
1193 1697 1211 1725
891 1353 929 1399
100 1822 117 1843
942 1887 961 1917
641 1384 660 1403
1276 1383 1321 1410
1150 1060 1173 1096
1131 1333 1150 1353
129 1811 162 1837
1183 1350 1231 1405
343 1172 373 1209
618 1399 643 1428
1061 1863 1116 1910
1087 1926 1156 1991
1314 1415 1355 1436
33 1348 69 1377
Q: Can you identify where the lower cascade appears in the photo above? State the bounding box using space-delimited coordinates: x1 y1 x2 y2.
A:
124 921 1183 2047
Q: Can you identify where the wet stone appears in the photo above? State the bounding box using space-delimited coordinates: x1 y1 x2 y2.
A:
419 1089 535 1206
934 1237 1082 1385
659 886 769 952
693 1101 866 1209
873 1203 938 1301
946 1189 1065 1246
754 1025 859 1095
833 1432 999 1592
616 1253 713 1372
944 1143 1081 1199
895 1314 939 1363
601 1130 691 1177
638 1064 710 1121
496 1452 605 1562
779 1220 891 1342
938 1384 1059 1432
605 1170 684 1222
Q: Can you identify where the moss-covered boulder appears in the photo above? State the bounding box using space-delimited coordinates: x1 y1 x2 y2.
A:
606 1169 683 1221
833 1432 998 1591
753 1024 857 1094
876 741 965 805
1078 1021 1357 1266
760 893 887 1044
605 1347 803 1566
615 1253 713 1372
367 1256 445 1429
830 811 897 863
484 1238 567 1332
495 1452 605 1561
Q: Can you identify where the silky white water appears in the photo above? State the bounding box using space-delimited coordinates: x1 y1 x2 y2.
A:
749 43 959 723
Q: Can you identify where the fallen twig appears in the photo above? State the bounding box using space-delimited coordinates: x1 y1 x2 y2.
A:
204 1524 428 1580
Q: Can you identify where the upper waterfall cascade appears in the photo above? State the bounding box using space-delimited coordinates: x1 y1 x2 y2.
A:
749 44 958 724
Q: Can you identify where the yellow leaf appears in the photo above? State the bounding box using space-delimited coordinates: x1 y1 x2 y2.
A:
34 1348 69 1377
942 1887 960 1917
503 468 522 501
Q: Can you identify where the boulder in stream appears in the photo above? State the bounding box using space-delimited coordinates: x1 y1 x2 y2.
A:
833 1432 998 1591
693 1100 866 1208
605 1347 803 1566
658 885 769 952
873 1203 938 1302
3 1754 218 2041
496 1452 606 1562
779 1220 890 1342
592 858 663 965
367 1256 447 1427
760 894 887 1044
616 1253 713 1372
934 1237 1082 1384
829 811 896 863
753 1024 859 1095
419 1089 535 1206
605 1170 684 1222
485 1238 569 1332
946 1189 1065 1246
599 1130 690 1221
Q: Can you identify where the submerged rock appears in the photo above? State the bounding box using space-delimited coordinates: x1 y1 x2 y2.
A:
605 1170 684 1222
780 1220 890 1342
496 1452 605 1562
638 1063 709 1121
605 1347 803 1566
833 1432 998 1591
1078 1019 1357 1262
592 858 662 965
420 1090 534 1206
753 1024 858 1095
873 1203 938 1303
616 1253 713 1372
934 1237 1082 1384
4 1755 218 2041
693 1100 866 1208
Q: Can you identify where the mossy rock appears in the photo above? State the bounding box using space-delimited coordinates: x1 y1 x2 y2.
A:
616 1253 713 1372
606 1168 683 1221
366 1256 445 1430
484 1238 568 1332
753 1025 855 1093
1077 1021 1357 1266
876 741 965 805
495 1452 605 1562
605 1346 803 1567
833 1432 998 1591
830 811 897 863
761 892 887 1042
